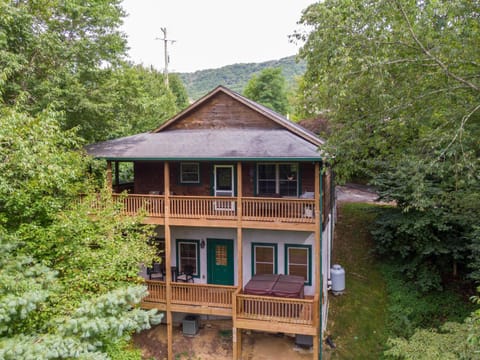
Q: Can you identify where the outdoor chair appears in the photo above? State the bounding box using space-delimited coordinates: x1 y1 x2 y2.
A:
148 262 165 280
176 264 194 283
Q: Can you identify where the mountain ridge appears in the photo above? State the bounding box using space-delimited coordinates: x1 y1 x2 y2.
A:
176 55 306 101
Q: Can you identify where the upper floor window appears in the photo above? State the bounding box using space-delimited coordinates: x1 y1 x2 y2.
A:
180 162 200 184
257 163 298 197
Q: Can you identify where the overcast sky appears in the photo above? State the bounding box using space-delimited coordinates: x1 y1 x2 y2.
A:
120 0 315 73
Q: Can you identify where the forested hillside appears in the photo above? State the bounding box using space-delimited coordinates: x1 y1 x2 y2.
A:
177 55 306 100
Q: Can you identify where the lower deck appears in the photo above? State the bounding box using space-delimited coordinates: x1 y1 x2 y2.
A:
141 281 319 336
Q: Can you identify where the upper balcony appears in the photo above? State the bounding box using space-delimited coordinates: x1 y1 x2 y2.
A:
110 193 317 231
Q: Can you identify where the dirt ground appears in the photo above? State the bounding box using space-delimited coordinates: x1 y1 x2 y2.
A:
133 319 313 360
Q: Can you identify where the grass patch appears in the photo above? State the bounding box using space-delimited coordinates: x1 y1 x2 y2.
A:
324 202 476 359
324 203 388 359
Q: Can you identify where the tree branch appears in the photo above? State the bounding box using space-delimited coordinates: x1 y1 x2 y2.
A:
394 0 480 92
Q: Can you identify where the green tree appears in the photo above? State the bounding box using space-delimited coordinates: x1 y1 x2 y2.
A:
0 108 160 357
0 238 161 360
0 1 189 143
296 0 480 288
0 0 126 109
63 64 179 141
243 67 290 115
169 73 190 110
385 289 480 359
296 0 480 355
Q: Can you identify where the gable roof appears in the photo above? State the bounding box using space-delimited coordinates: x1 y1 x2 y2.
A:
86 86 326 161
155 86 324 147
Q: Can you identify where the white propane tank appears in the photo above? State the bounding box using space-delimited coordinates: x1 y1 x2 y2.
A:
331 264 345 295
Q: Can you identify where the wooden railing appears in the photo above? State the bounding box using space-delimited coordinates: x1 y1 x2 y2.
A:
170 196 237 220
171 283 237 309
242 197 315 223
144 280 166 303
235 293 318 326
112 194 165 217
106 194 315 224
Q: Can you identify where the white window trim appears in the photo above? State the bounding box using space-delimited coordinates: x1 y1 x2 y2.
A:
180 162 200 184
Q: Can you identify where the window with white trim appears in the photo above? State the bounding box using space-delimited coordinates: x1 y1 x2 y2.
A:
285 244 311 285
257 163 298 196
180 162 200 184
252 243 277 275
177 240 200 276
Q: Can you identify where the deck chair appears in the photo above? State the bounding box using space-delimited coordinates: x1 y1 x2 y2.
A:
177 264 194 283
148 262 164 280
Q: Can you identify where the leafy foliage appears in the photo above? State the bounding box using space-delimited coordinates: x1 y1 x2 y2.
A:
0 240 161 360
380 262 474 339
243 68 290 115
297 0 480 288
0 1 188 142
0 107 88 229
0 108 160 357
178 56 306 101
384 289 480 360
385 319 480 360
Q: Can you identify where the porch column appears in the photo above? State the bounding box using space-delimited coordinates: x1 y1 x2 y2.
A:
164 162 173 360
236 162 243 287
114 161 119 189
234 162 243 359
233 326 242 360
106 160 112 190
314 162 321 297
314 162 321 360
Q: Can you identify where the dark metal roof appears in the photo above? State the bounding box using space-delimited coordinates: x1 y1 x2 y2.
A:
85 129 323 161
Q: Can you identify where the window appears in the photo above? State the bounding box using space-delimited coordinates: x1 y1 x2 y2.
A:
176 240 200 277
257 163 298 197
252 243 277 275
180 162 200 184
285 244 312 285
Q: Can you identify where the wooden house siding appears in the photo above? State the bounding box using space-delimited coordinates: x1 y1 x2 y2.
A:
134 161 164 194
132 161 318 199
163 93 283 131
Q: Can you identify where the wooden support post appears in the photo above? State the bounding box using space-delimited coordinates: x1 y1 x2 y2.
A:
164 162 173 360
236 162 243 288
233 327 242 360
232 287 242 360
314 162 321 296
106 160 112 191
234 162 243 359
314 162 322 359
167 311 173 360
114 161 119 189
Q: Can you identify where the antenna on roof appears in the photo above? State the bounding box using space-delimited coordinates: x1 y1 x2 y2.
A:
156 28 176 88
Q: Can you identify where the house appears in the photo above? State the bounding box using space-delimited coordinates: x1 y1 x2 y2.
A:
86 86 335 360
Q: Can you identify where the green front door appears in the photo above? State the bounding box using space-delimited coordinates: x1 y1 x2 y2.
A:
207 239 234 285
